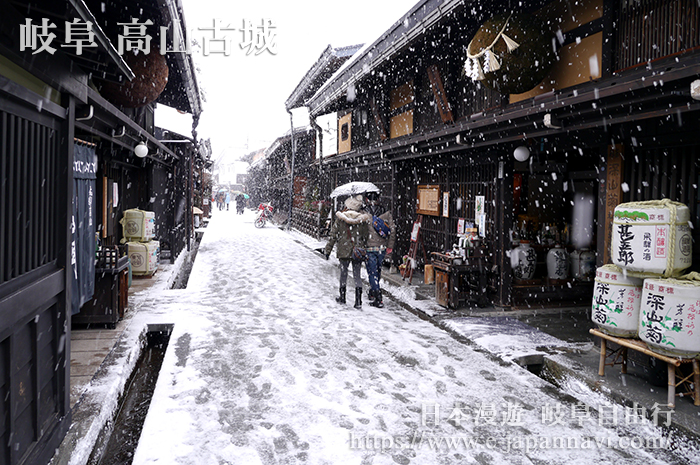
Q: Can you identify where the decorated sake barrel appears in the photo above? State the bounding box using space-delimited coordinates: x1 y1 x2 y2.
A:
610 200 692 277
121 209 155 242
638 276 700 358
591 265 644 337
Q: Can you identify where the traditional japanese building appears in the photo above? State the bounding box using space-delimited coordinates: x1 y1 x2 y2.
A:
0 0 202 463
292 0 700 309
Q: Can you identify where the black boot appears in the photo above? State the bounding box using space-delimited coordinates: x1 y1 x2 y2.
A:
370 289 384 308
336 286 346 304
354 288 363 308
368 289 376 302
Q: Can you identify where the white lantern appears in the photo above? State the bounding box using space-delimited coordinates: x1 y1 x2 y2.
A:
513 145 530 162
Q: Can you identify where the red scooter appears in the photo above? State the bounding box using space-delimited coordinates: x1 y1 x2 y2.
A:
254 203 274 228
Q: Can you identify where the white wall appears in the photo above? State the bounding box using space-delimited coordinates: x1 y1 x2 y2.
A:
316 113 337 159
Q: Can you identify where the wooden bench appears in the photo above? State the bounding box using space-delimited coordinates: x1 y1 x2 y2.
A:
590 328 700 408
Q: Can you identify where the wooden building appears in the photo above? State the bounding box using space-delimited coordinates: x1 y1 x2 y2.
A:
0 0 202 463
295 0 700 309
247 127 316 226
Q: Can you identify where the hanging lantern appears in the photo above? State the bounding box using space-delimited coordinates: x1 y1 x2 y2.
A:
99 46 169 108
465 13 556 95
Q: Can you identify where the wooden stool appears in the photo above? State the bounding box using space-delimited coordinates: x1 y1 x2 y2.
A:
590 328 700 408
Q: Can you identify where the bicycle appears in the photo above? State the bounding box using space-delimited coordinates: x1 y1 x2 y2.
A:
254 202 274 228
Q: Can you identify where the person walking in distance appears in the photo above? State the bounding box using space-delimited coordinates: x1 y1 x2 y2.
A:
323 195 369 308
362 192 395 308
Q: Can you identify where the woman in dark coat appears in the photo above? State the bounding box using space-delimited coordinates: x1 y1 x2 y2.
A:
323 195 370 308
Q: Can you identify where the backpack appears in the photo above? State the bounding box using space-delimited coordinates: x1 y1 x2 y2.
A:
372 216 391 238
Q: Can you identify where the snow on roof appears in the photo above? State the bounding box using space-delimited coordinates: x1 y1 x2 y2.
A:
307 0 465 116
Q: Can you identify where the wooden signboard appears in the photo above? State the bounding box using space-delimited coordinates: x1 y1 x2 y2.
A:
417 185 440 216
603 145 624 264
402 215 427 284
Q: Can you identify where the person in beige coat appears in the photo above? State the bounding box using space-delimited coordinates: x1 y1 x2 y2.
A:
323 195 370 308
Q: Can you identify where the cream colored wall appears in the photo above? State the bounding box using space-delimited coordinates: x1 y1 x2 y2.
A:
338 112 352 153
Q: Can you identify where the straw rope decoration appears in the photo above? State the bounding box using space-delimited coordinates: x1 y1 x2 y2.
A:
596 264 642 287
465 13 520 81
612 199 688 278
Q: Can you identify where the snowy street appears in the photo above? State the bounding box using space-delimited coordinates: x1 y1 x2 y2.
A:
117 208 698 465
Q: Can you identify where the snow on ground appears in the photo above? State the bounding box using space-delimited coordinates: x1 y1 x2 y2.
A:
90 209 699 465
441 316 590 363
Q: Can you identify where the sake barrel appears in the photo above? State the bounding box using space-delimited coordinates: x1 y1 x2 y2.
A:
610 200 691 277
128 240 159 276
638 277 700 358
121 209 155 242
591 265 644 337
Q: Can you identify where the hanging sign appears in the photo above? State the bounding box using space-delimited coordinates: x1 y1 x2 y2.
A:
417 185 440 216
475 195 486 237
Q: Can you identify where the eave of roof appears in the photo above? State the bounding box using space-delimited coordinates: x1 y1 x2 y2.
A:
153 0 202 117
307 0 467 117
285 43 364 111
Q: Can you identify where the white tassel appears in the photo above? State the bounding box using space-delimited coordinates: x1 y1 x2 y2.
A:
501 33 520 52
487 51 501 72
475 59 485 80
464 59 474 80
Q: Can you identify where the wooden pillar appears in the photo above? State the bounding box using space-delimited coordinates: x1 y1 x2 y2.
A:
598 145 623 266
60 95 75 416
496 154 513 308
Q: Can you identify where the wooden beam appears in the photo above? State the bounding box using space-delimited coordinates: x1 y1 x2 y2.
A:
369 96 388 141
426 64 453 124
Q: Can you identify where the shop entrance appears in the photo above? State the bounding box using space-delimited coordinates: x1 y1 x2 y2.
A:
510 144 598 308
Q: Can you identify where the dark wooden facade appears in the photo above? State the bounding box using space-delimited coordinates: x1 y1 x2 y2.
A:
1 0 203 463
247 128 317 224
298 0 700 309
0 74 73 465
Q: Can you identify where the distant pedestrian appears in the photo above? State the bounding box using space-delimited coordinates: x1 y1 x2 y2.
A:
236 194 245 214
225 192 231 211
323 195 369 308
362 192 395 308
217 192 224 211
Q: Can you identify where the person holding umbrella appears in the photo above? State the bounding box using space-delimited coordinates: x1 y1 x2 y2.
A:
362 191 395 308
323 194 370 308
236 193 246 214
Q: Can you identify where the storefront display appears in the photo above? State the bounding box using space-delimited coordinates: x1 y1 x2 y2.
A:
128 240 160 276
611 200 692 277
512 240 536 280
638 276 700 358
592 265 644 337
571 248 596 281
120 208 156 242
546 244 569 280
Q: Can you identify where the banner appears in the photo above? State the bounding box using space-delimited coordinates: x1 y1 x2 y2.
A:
71 144 97 315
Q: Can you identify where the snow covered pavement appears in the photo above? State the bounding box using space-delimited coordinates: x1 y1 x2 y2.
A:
117 210 699 464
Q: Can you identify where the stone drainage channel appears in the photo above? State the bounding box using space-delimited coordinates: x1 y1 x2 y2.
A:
87 325 172 465
83 232 205 463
